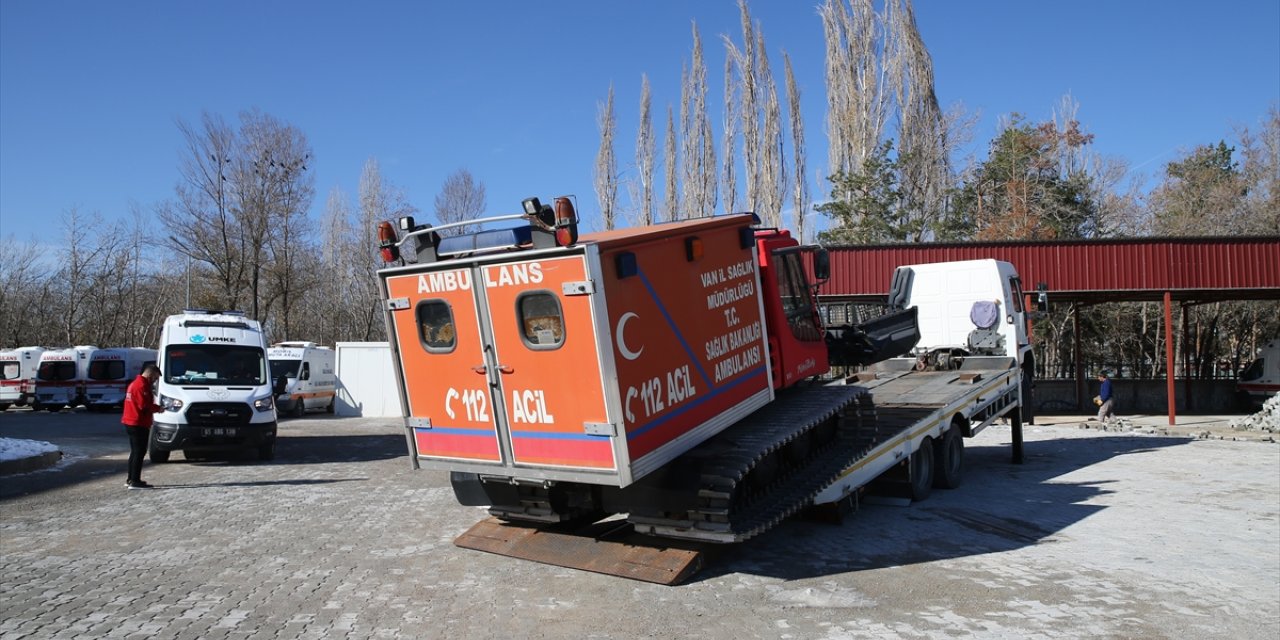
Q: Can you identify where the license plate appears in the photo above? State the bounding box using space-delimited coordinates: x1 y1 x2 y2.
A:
203 427 238 437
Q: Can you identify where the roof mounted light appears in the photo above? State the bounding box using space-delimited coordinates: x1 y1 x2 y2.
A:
377 221 400 263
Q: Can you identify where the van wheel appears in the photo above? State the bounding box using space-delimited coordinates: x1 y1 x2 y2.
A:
325 399 335 414
933 426 964 489
909 437 934 501
0 403 9 412
258 440 276 461
292 401 304 419
150 449 171 463
46 404 64 412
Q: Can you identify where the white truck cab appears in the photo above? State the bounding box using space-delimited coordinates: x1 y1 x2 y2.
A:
267 341 337 417
151 310 282 462
889 259 1030 363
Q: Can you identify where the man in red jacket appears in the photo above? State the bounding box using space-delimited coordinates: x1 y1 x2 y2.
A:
122 364 163 489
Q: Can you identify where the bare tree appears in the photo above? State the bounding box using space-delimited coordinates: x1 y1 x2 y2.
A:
434 168 486 235
757 30 787 228
229 109 314 325
0 236 51 345
160 109 314 326
316 186 357 345
681 22 716 218
161 112 243 311
594 84 619 230
636 75 656 226
1234 104 1280 234
892 0 949 241
662 104 679 223
359 158 417 340
724 0 761 211
784 53 810 242
721 54 739 215
821 0 901 186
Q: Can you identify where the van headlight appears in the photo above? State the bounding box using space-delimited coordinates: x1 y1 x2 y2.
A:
253 395 275 412
160 394 184 412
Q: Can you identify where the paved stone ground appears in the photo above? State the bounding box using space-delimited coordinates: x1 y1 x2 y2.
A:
1 409 1277 639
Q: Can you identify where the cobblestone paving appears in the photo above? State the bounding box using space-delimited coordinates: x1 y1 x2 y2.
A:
1 411 1277 639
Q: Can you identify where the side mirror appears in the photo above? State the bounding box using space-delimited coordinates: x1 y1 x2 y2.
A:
813 248 831 282
273 375 288 396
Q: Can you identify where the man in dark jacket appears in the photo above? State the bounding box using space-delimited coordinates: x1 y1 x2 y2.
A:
1095 371 1115 423
122 364 163 489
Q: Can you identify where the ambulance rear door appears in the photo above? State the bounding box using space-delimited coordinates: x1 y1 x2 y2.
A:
479 253 619 481
384 265 504 465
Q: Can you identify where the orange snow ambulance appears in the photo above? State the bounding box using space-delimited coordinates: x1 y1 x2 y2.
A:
377 197 921 540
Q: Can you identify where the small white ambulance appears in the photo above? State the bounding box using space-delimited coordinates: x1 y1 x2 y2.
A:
33 345 98 411
151 310 283 462
0 346 45 411
267 341 337 417
85 347 158 411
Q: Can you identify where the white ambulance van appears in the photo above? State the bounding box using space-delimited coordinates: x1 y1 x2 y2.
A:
85 347 158 411
0 346 45 411
151 310 283 462
33 345 98 411
1238 338 1279 408
267 341 337 417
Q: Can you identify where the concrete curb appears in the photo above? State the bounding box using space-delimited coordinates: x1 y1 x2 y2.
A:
0 450 64 476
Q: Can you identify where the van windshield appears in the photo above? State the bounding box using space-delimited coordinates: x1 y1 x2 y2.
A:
38 361 76 381
165 345 266 386
1240 358 1264 382
89 360 126 380
270 359 302 379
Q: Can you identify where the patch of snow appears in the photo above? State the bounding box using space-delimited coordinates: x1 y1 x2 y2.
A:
0 437 59 462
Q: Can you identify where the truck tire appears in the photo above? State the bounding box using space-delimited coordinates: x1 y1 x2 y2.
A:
909 437 934 501
933 427 964 489
150 449 170 463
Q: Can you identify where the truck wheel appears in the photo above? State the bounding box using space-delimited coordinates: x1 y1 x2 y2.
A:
150 449 170 463
933 427 964 489
909 437 934 501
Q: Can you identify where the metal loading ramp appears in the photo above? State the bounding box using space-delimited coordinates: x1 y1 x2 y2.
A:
454 517 710 585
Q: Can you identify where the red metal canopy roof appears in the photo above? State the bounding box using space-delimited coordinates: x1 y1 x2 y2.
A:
819 236 1280 303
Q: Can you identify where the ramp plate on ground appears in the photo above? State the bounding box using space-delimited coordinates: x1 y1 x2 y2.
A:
454 517 706 585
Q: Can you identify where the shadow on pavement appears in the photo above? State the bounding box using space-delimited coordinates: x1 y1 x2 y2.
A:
148 478 366 489
0 432 407 501
696 433 1193 583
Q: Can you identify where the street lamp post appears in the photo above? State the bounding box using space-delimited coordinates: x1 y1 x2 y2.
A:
168 236 192 308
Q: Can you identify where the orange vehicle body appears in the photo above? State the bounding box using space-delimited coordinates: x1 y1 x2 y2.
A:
379 214 827 489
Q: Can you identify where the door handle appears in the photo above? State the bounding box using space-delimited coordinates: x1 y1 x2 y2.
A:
471 365 487 375
496 365 514 374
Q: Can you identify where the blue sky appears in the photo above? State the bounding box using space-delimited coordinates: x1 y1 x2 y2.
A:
2 0 1277 240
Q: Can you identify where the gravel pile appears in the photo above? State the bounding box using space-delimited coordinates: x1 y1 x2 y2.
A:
1231 394 1280 433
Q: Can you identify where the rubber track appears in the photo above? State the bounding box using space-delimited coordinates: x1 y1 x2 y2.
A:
631 384 889 543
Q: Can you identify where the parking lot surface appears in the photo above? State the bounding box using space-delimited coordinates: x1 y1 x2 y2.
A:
1 409 1277 639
